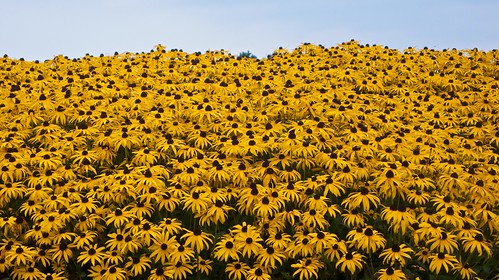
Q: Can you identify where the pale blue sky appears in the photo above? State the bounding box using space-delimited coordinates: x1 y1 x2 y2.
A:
1 0 498 60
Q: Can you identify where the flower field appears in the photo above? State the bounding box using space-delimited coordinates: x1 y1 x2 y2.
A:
0 41 498 280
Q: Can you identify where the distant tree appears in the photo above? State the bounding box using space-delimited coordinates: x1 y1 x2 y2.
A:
237 50 257 59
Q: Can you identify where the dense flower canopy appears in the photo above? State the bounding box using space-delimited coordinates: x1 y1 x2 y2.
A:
0 40 498 279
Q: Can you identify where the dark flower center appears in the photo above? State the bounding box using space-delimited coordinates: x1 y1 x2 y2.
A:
386 267 394 275
474 234 484 242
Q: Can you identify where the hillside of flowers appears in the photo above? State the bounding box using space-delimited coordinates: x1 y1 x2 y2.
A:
0 41 498 280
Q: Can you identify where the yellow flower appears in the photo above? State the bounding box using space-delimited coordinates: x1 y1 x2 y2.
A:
194 256 212 275
168 261 193 280
342 186 381 211
10 265 44 280
246 266 271 280
5 245 37 266
452 261 478 280
105 208 130 228
377 267 407 280
149 230 178 264
48 242 75 264
125 254 152 276
234 231 263 258
301 208 329 230
427 231 459 254
77 244 106 266
461 233 492 257
225 261 250 280
336 251 365 275
406 189 431 205
199 199 234 225
291 258 321 280
379 244 413 267
342 209 365 228
181 228 213 253
148 267 174 280
429 253 458 274
253 196 280 218
168 244 195 264
159 218 183 235
256 245 286 269
324 239 348 262
347 227 386 254
214 235 240 262
265 231 292 250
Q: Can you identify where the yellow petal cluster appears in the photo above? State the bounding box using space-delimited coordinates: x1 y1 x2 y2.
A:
0 41 498 279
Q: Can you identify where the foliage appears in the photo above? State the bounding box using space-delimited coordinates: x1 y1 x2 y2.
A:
237 50 257 59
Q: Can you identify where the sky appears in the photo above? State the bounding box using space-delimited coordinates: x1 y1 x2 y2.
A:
1 0 498 60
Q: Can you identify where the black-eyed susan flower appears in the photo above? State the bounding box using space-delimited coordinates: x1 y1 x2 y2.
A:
126 200 155 218
342 209 365 228
256 245 286 269
137 221 161 246
253 196 280 218
125 254 152 276
168 244 195 264
182 191 211 214
452 260 478 280
157 192 181 213
234 231 263 258
181 228 213 253
0 41 499 280
406 189 431 205
379 243 413 267
277 182 303 204
429 252 458 275
336 251 365 275
77 244 106 266
225 261 250 280
291 258 321 280
427 231 459 254
34 248 52 268
342 186 381 211
88 262 110 280
5 245 37 266
265 231 292 249
168 261 193 280
194 256 212 275
324 239 348 262
0 257 9 274
246 266 271 280
106 229 128 252
48 242 75 264
310 230 337 253
149 230 178 264
105 250 124 266
148 266 174 280
348 227 386 254
121 234 142 254
461 233 492 257
199 199 234 225
376 266 407 280
214 235 239 262
40 272 66 280
10 265 44 280
105 208 130 228
159 217 183 235
103 265 128 280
